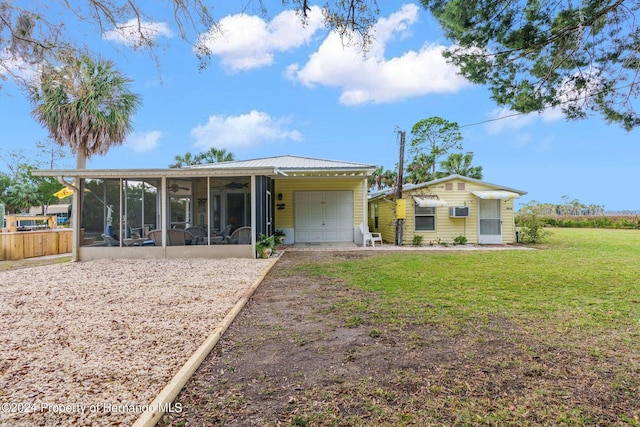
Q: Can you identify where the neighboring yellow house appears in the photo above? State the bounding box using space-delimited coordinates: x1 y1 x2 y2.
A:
368 175 527 245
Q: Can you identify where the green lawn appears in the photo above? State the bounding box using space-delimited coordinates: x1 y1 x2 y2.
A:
307 228 640 334
294 228 640 425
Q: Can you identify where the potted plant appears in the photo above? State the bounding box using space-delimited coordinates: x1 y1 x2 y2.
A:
256 233 275 258
274 229 286 246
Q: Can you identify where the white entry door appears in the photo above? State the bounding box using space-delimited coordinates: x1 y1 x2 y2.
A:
295 191 353 242
478 198 502 244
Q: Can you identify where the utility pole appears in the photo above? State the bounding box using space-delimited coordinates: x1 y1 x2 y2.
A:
396 130 405 246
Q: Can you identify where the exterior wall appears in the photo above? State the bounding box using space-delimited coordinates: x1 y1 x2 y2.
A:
369 178 519 245
274 177 367 242
368 198 396 244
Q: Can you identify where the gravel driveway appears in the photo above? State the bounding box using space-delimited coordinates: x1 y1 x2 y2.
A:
0 258 273 426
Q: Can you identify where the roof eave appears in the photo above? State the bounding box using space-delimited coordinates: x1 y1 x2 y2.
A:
278 167 377 175
402 174 527 195
31 167 280 179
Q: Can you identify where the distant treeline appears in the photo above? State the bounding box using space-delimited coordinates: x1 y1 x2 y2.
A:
533 215 640 229
516 198 640 229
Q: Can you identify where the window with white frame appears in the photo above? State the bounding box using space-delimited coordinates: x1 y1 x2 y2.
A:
415 206 436 231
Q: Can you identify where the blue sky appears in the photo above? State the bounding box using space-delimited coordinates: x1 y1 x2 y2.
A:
1 2 639 211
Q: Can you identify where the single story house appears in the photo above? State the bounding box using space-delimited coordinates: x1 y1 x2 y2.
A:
368 175 527 245
29 203 72 224
32 155 376 260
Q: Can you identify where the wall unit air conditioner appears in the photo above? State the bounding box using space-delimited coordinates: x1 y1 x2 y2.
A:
449 206 470 218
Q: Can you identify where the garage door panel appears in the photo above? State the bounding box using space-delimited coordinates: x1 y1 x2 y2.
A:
324 218 338 228
309 192 324 203
295 191 353 243
323 192 338 202
336 192 352 203
324 205 338 216
336 217 352 227
336 205 352 215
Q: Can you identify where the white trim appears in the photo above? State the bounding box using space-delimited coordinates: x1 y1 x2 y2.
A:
250 175 256 257
32 167 279 179
161 176 167 248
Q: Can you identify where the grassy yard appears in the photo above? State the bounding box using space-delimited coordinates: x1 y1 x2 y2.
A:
307 228 640 335
292 228 640 425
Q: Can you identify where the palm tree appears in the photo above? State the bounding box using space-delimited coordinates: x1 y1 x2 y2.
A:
438 152 483 179
29 54 141 169
369 166 398 191
29 54 140 249
198 147 234 164
4 181 39 213
170 152 201 168
405 153 435 184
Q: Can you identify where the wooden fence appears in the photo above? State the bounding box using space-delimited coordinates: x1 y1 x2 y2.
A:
0 229 73 260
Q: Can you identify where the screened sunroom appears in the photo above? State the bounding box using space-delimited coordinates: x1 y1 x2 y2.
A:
32 167 276 260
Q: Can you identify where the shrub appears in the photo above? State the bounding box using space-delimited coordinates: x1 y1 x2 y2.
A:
412 235 423 247
274 229 286 245
453 235 467 245
518 214 551 244
518 214 640 230
516 204 552 243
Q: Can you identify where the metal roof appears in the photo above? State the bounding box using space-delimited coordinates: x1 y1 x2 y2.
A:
29 204 70 215
189 155 376 172
32 156 377 179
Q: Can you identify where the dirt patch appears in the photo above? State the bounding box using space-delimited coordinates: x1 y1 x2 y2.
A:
161 251 639 426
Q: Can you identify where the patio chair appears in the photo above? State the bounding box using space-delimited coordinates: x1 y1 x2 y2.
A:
212 224 233 244
147 230 162 246
185 226 207 244
101 234 119 247
226 226 252 244
167 229 193 246
360 223 382 247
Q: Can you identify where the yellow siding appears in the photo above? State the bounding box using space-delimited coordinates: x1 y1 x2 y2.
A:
274 178 366 229
371 199 397 243
369 178 519 245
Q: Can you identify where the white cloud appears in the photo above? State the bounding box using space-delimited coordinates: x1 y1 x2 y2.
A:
103 19 173 47
195 7 325 72
0 49 40 82
286 4 470 105
484 107 563 135
191 110 303 150
126 131 163 152
484 108 537 135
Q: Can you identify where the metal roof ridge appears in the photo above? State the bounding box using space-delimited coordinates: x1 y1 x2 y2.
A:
189 154 377 169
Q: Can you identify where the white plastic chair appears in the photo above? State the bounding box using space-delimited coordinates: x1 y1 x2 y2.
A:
360 223 382 247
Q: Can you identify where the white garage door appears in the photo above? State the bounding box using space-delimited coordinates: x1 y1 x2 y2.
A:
295 191 354 243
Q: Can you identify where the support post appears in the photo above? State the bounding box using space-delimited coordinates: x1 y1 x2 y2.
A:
396 130 405 246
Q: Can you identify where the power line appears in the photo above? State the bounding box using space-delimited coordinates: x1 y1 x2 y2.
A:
458 81 637 129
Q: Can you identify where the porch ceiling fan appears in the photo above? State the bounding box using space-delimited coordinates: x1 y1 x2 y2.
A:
168 183 190 192
225 181 248 189
210 180 249 190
